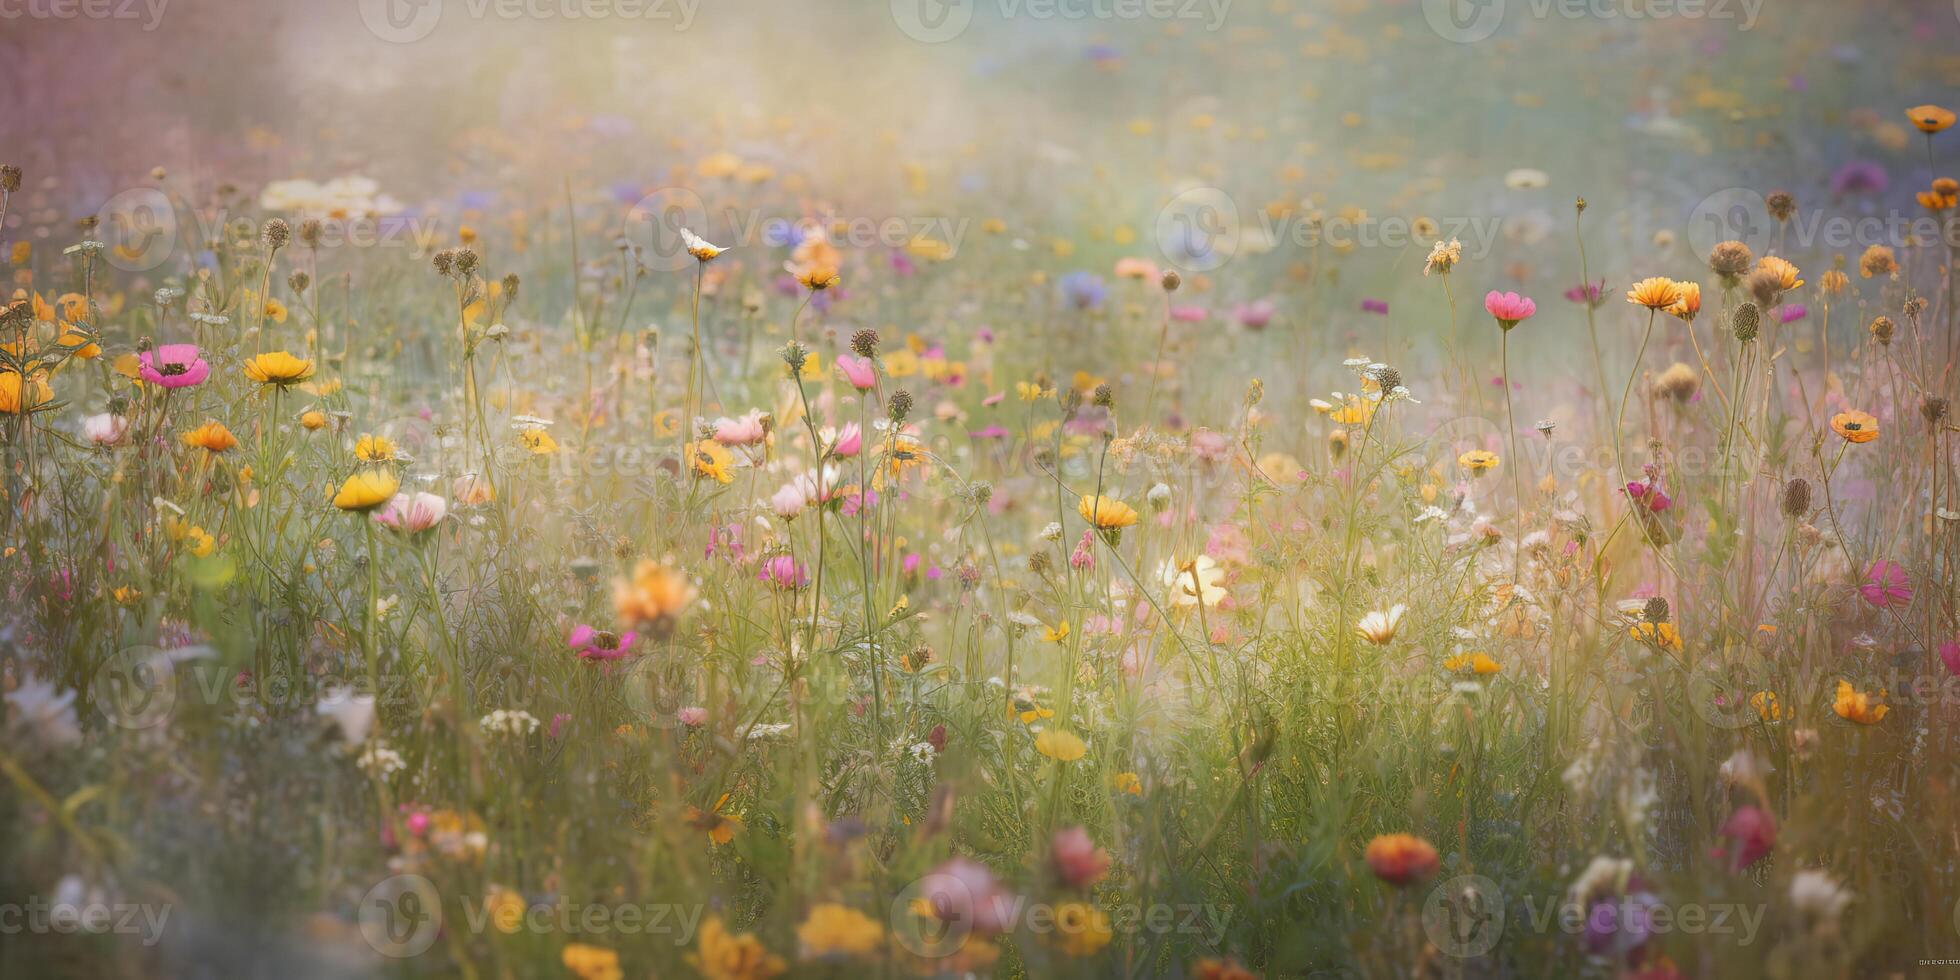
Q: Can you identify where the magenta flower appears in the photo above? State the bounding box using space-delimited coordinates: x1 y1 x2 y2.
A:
568 624 638 661
1359 298 1389 315
1484 290 1536 329
137 344 211 388
1940 641 1960 677
1859 560 1912 609
758 555 809 590
1713 805 1775 872
836 354 877 390
1626 481 1672 513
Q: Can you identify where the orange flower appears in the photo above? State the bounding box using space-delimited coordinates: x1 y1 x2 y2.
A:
1906 104 1955 134
1665 281 1701 321
1754 256 1803 292
1830 410 1878 444
1364 833 1440 885
1833 680 1888 724
613 560 697 626
182 420 239 452
0 370 53 414
1625 276 1683 310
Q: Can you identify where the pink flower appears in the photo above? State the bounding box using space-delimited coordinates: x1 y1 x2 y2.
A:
1069 530 1096 570
769 482 809 519
1626 481 1672 513
836 354 877 390
1713 806 1775 872
677 706 708 727
83 413 129 446
1859 560 1912 609
137 344 210 388
1232 299 1276 329
712 410 768 446
830 422 862 458
1484 290 1537 328
920 858 1016 935
1169 304 1208 322
758 555 809 590
1941 642 1960 677
1050 826 1111 889
569 624 638 661
372 492 448 534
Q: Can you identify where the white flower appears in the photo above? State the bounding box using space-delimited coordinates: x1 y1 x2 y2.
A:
907 742 936 764
681 227 728 261
316 685 377 747
356 741 406 777
745 723 793 740
1355 604 1407 645
1158 555 1228 609
1789 869 1852 926
1039 522 1063 542
479 708 541 737
5 679 81 747
83 413 129 446
1568 855 1634 907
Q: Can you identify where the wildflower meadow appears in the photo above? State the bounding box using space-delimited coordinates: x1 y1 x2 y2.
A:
4 2 1960 977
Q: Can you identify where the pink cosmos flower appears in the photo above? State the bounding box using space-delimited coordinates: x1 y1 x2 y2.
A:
1713 806 1775 872
569 624 638 661
1859 560 1912 609
1232 299 1276 329
920 858 1016 935
677 706 708 727
712 410 768 446
1051 825 1111 889
830 422 862 458
137 344 210 388
758 555 809 590
372 492 448 534
836 354 877 390
1484 290 1537 328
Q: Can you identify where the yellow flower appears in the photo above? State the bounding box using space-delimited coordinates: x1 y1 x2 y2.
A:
263 297 288 323
1628 621 1682 653
686 794 743 846
689 916 787 980
243 351 315 386
561 942 623 980
1665 281 1701 321
1443 652 1502 675
1457 449 1499 473
1113 772 1143 796
332 468 400 511
790 264 840 291
182 420 239 453
1078 495 1138 530
796 904 884 960
1833 680 1888 725
519 428 558 455
1043 620 1071 643
55 325 100 358
1830 410 1878 444
1048 902 1113 957
1625 277 1684 310
1750 691 1785 722
687 440 736 484
1907 104 1956 134
1012 691 1055 725
353 433 397 461
1754 256 1803 292
299 410 328 431
1035 729 1087 761
0 370 53 414
184 526 216 558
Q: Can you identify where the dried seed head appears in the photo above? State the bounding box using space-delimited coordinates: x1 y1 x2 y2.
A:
1653 362 1700 402
0 165 20 193
1868 315 1894 345
1160 269 1181 292
287 271 310 294
1745 267 1784 307
1765 190 1796 221
261 217 290 251
888 388 913 423
1028 552 1052 574
1373 366 1403 393
1092 383 1114 409
454 248 480 278
1707 240 1753 279
432 249 457 277
1905 296 1929 319
1643 596 1670 624
1731 303 1761 342
298 218 323 248
849 328 880 358
1923 397 1950 424
1781 477 1812 518
501 273 520 302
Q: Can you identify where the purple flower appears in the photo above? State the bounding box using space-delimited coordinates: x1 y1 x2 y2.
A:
1360 298 1389 315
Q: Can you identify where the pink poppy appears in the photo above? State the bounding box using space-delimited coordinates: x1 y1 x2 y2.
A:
137 344 210 388
1859 560 1912 608
836 354 877 390
569 624 638 661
